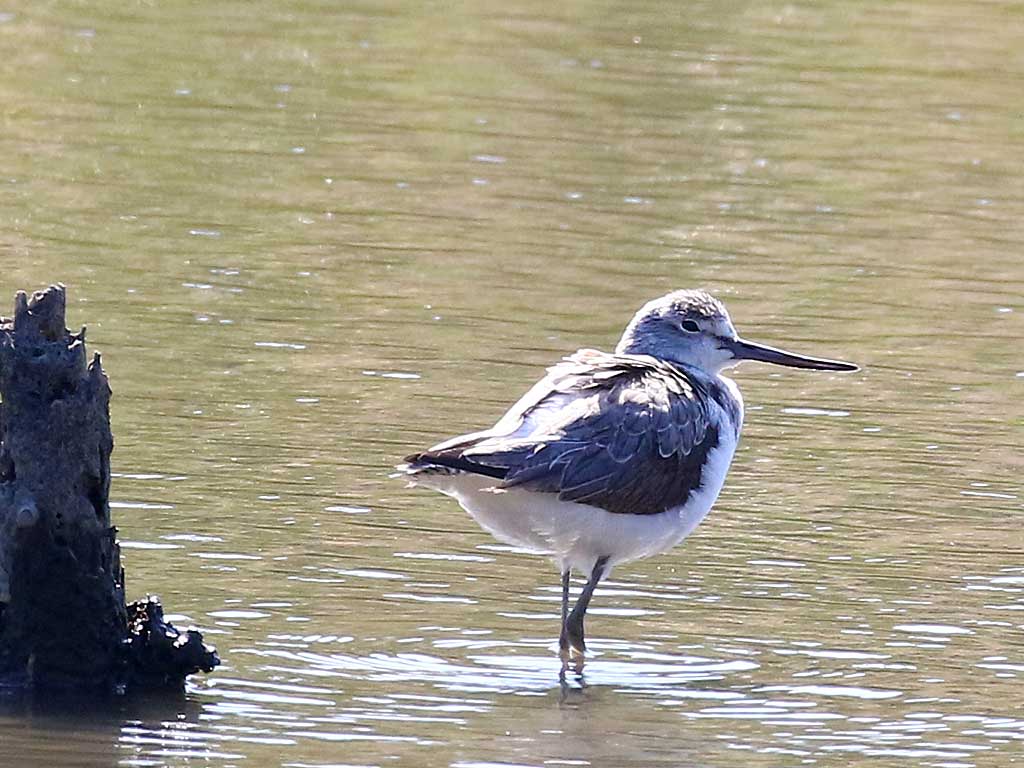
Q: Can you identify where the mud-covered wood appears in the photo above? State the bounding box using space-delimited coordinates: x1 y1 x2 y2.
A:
0 285 218 692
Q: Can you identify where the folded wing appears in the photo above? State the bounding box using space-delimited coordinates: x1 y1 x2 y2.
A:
405 350 722 516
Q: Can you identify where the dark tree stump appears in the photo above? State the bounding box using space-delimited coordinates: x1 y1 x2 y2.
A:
0 285 218 693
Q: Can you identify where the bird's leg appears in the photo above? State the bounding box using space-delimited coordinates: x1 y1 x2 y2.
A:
564 556 609 668
558 569 571 666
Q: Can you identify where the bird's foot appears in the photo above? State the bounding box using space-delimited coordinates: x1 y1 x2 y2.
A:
569 648 586 675
559 619 586 674
559 646 586 676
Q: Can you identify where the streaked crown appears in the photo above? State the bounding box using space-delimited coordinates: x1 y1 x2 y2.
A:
654 289 729 324
615 290 738 372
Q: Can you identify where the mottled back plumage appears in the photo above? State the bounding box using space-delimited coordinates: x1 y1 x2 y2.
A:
404 349 730 515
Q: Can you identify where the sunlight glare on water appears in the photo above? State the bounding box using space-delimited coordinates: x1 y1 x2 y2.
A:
1 0 1023 766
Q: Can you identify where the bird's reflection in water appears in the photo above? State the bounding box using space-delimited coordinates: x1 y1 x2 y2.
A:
490 672 710 768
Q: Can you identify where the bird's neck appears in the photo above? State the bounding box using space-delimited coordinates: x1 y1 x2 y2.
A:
711 374 745 440
616 335 726 375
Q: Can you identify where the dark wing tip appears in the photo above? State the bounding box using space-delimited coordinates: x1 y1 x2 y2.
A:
403 449 509 480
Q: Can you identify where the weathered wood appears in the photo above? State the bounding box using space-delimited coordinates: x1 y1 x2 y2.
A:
0 284 218 692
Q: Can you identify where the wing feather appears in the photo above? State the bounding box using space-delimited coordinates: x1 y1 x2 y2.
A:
406 350 723 516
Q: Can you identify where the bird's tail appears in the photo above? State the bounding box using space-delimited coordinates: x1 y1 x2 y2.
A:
397 450 507 480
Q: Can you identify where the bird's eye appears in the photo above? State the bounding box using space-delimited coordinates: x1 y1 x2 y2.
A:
680 319 700 333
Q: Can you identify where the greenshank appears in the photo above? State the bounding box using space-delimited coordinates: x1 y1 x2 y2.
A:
400 290 857 671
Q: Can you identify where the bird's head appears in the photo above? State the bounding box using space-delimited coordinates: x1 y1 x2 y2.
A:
615 289 858 374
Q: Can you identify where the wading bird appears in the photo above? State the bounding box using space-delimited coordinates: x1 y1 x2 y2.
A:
399 290 857 672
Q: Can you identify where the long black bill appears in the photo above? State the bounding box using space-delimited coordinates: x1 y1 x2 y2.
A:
728 338 858 371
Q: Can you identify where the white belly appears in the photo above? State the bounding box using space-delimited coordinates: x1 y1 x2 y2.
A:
408 428 738 577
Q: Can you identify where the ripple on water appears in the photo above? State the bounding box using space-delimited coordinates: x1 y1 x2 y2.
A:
4 2 1023 767
893 624 973 636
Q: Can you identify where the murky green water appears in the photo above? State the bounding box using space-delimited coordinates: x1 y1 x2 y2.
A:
2 0 1023 766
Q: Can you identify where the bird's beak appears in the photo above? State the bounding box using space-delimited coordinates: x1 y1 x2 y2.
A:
727 337 858 371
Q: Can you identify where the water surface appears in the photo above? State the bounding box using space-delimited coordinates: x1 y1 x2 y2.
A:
1 1 1023 766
